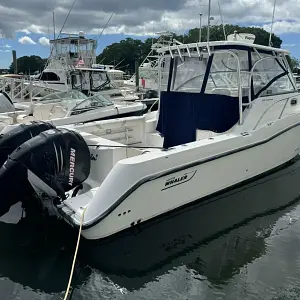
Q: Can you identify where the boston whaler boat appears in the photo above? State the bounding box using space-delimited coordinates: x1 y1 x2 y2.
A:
0 36 300 240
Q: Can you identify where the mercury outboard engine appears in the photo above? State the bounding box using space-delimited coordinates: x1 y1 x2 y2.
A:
0 121 56 167
0 128 90 217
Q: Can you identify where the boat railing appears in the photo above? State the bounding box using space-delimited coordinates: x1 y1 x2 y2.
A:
253 96 294 130
0 77 62 102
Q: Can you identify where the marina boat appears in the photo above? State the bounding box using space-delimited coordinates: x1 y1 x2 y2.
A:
293 72 300 89
4 32 140 102
0 90 146 131
0 37 300 241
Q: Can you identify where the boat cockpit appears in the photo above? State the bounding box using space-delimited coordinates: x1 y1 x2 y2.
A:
156 41 297 148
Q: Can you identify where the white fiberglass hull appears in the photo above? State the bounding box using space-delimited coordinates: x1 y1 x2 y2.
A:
65 115 300 240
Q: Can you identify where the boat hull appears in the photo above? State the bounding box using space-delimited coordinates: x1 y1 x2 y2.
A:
79 120 300 240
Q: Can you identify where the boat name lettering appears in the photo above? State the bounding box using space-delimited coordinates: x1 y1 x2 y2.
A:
69 148 76 186
165 175 188 187
162 170 197 191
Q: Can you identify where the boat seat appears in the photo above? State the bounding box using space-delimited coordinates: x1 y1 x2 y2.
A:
33 103 67 120
76 115 146 145
49 105 67 119
0 114 14 126
196 129 219 140
16 114 36 124
211 88 231 96
33 103 54 120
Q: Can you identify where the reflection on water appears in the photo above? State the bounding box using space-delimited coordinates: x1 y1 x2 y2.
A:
1 158 300 299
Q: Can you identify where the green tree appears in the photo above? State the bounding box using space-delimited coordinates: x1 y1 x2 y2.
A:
184 24 282 48
97 38 148 74
9 55 47 74
96 24 282 74
286 56 300 72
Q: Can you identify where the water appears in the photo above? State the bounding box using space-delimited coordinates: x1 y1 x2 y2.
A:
2 159 300 299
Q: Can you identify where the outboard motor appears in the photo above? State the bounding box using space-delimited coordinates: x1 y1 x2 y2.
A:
0 121 56 167
0 128 90 217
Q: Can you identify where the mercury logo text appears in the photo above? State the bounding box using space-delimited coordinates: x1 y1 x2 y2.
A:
69 148 76 186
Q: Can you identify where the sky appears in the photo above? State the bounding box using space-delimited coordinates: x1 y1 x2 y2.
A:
0 0 300 68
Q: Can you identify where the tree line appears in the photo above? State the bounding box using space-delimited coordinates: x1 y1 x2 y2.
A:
8 24 300 74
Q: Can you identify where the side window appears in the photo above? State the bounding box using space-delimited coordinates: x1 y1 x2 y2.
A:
252 57 295 97
172 56 208 93
205 52 239 97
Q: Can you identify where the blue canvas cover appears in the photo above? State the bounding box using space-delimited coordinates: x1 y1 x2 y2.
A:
156 91 240 148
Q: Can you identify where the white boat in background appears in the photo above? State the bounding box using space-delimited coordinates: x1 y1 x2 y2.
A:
293 73 300 89
0 90 146 131
6 32 140 102
0 37 300 241
123 31 183 91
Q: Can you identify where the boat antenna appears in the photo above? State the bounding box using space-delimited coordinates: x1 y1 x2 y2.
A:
269 0 277 46
199 13 203 43
114 58 125 68
152 21 154 46
218 0 226 40
207 0 212 44
53 11 56 41
95 12 114 43
52 11 56 54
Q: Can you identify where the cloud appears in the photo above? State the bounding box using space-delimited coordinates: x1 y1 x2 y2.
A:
282 43 296 47
0 44 11 48
0 0 299 38
18 29 31 35
262 20 300 35
18 36 36 45
38 36 50 46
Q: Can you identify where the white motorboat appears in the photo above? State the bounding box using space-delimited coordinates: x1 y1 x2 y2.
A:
0 38 300 241
0 90 146 131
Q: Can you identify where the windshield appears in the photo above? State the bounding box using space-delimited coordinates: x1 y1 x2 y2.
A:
70 94 114 116
38 90 87 103
161 49 295 98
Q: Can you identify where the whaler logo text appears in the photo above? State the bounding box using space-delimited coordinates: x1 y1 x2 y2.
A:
165 175 188 187
162 170 197 191
69 148 76 186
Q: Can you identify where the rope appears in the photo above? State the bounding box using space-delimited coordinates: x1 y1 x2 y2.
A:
63 206 87 300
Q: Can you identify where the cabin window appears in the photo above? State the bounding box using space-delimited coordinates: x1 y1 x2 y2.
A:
91 72 107 82
39 72 60 81
205 52 240 96
160 56 209 93
252 56 295 97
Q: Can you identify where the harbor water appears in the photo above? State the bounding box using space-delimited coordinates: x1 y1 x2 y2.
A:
1 157 300 299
